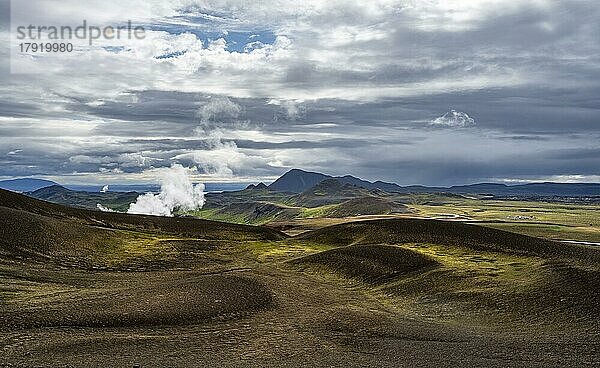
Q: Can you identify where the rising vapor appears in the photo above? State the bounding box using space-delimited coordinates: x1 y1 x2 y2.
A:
127 164 206 217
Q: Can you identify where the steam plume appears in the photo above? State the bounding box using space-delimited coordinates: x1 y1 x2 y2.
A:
97 203 115 212
127 164 206 217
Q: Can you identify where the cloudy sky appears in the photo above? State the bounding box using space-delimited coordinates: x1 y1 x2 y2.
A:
1 0 599 186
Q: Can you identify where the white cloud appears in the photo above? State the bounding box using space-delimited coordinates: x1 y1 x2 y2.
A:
268 99 305 120
499 175 600 184
174 126 278 177
430 110 476 128
2 0 600 184
199 97 242 123
69 152 162 169
7 0 548 101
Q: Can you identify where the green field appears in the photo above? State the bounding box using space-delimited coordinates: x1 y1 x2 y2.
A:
409 198 600 242
28 181 600 244
185 187 600 244
193 194 600 244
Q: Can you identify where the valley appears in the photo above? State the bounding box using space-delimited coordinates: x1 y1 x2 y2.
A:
26 170 600 244
1 185 599 366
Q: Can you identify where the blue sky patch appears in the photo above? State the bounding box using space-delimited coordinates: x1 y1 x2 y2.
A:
149 24 277 53
102 46 126 53
155 50 188 59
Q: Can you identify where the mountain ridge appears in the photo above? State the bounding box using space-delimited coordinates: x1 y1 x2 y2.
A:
4 171 600 199
28 184 141 212
268 169 600 197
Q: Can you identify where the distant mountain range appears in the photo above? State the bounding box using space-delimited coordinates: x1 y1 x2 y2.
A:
0 179 252 195
2 170 600 199
0 178 59 192
6 169 599 224
268 169 600 197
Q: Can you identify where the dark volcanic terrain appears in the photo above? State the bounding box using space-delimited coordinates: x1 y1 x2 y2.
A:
1 188 599 367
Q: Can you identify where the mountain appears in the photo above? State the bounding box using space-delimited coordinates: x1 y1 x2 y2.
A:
245 182 269 191
336 175 402 192
269 169 600 197
0 178 58 192
291 179 382 207
255 182 269 190
28 185 140 212
303 179 366 197
268 169 404 193
268 169 332 193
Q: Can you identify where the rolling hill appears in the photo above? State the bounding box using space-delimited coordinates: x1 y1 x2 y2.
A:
1 188 599 366
324 197 409 217
0 190 285 267
291 218 600 335
290 244 440 284
195 178 411 225
28 185 140 211
296 218 599 260
195 201 301 225
290 178 381 207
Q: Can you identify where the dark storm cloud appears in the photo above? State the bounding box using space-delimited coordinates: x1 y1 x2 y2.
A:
543 148 600 161
497 135 550 142
0 100 43 118
101 137 377 154
233 137 411 149
73 92 201 125
72 87 599 137
346 150 600 186
75 91 285 129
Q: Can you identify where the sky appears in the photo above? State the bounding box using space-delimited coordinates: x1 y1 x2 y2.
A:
0 0 599 186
